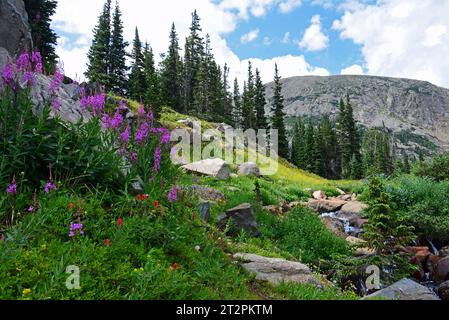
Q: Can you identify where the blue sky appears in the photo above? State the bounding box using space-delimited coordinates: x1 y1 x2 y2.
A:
52 0 449 88
224 2 365 74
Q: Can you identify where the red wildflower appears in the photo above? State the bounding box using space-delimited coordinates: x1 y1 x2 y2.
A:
170 263 181 271
105 239 111 247
68 202 75 209
117 217 123 227
136 194 148 201
154 200 159 208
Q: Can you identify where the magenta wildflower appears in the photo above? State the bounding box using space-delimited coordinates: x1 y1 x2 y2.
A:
135 122 149 144
50 70 64 94
118 99 127 111
6 177 17 195
44 181 57 194
130 151 138 164
120 125 131 144
28 206 34 212
168 186 179 203
51 97 61 111
80 94 105 115
2 63 15 85
102 114 112 129
31 52 42 73
23 71 35 86
153 145 161 172
16 52 30 72
110 111 124 129
138 104 145 117
69 223 84 238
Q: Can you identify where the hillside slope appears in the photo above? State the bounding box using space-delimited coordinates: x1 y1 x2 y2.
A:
265 75 449 156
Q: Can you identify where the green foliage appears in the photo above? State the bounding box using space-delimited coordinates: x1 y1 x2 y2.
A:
259 207 350 264
128 28 146 101
412 152 449 182
109 3 129 95
363 176 415 254
382 175 449 244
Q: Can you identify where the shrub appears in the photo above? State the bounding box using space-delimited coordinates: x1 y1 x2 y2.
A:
412 152 449 181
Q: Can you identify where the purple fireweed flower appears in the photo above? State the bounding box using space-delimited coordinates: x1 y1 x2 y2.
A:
151 128 171 146
69 223 84 238
16 53 30 72
130 151 138 164
6 177 17 195
44 181 57 194
91 94 106 115
118 99 127 111
23 71 35 86
110 111 124 129
168 186 179 203
153 145 161 172
51 97 61 111
28 206 34 212
50 70 64 94
138 104 145 117
120 125 131 144
102 114 112 129
135 122 149 144
2 63 15 86
31 52 42 73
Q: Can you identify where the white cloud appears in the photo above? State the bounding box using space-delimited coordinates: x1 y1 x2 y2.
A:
282 32 291 44
241 29 260 44
263 36 272 46
299 15 329 51
333 0 449 88
340 64 364 75
279 0 302 13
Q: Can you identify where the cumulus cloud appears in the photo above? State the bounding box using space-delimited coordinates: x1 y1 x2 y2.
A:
340 64 364 75
333 0 449 87
241 29 260 44
299 15 329 51
279 0 303 13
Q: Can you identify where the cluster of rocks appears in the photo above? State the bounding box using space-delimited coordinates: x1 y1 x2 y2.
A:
181 158 261 180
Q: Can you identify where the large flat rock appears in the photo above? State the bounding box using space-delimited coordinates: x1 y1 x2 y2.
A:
233 253 324 287
182 158 230 179
365 278 440 300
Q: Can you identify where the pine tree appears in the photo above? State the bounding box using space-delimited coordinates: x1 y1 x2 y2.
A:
128 28 146 101
313 124 324 176
305 118 315 170
254 69 268 131
242 62 256 130
232 78 243 128
184 10 204 113
24 0 58 70
221 64 233 123
321 115 338 178
143 43 161 118
86 0 112 89
160 23 182 112
109 2 128 95
270 64 288 159
291 121 301 166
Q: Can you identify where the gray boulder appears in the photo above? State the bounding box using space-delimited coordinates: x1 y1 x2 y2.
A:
29 74 91 123
199 201 211 222
191 185 226 202
217 203 260 237
0 47 11 72
238 162 261 177
365 278 440 300
0 0 33 57
182 158 230 179
233 253 324 287
307 199 347 213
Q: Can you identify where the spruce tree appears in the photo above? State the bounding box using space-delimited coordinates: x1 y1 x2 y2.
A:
291 121 302 166
143 43 161 118
160 23 182 112
305 118 315 170
254 69 268 131
270 64 288 159
24 0 58 70
86 0 112 89
232 78 243 128
128 28 146 101
221 64 233 123
242 62 256 130
109 2 128 95
184 10 204 113
321 115 338 178
313 124 324 176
